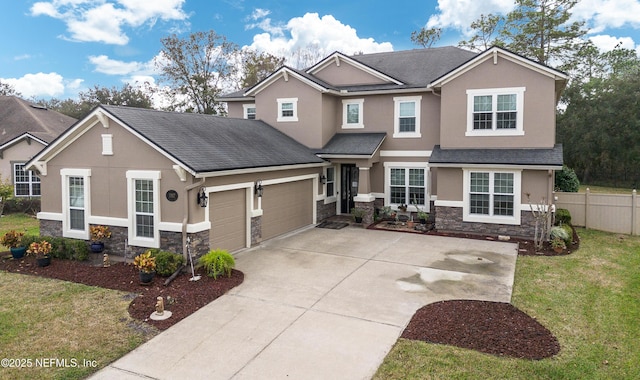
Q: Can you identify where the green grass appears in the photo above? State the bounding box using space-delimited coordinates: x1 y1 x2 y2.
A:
0 213 39 249
374 229 640 379
0 273 155 380
1 214 155 379
578 184 636 194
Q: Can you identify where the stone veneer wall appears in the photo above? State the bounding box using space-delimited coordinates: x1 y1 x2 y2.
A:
40 220 210 258
251 216 262 245
354 201 375 226
316 200 337 222
435 206 536 239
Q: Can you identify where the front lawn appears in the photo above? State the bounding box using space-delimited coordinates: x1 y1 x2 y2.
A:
375 229 640 379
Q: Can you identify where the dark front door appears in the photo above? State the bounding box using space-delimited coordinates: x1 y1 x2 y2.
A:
340 164 359 214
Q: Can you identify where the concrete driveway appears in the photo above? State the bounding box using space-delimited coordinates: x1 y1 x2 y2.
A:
92 227 518 380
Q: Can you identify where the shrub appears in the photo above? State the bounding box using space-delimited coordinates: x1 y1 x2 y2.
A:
152 250 185 277
555 208 572 226
197 249 235 279
555 166 580 192
550 226 570 244
20 235 89 261
561 224 573 244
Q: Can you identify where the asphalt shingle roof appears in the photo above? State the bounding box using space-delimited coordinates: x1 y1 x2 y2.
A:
429 145 564 167
101 105 324 173
316 133 386 156
0 96 77 145
348 47 478 87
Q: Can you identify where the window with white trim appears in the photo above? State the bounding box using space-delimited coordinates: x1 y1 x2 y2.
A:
393 96 421 138
325 166 335 198
61 168 91 239
277 98 298 122
13 163 40 197
466 88 525 136
127 171 161 248
389 168 426 206
243 104 256 119
342 99 364 129
463 169 521 224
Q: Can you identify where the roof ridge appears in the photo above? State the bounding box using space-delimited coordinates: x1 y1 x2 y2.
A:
14 97 55 134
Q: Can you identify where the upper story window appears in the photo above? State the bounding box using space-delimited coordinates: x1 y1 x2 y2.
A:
393 96 422 138
13 163 40 197
243 104 256 120
277 98 298 122
466 87 525 136
342 99 364 129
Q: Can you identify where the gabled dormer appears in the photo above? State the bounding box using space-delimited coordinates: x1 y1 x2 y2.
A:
306 51 403 87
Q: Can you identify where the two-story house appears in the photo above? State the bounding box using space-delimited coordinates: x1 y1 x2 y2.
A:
27 46 566 259
223 46 567 238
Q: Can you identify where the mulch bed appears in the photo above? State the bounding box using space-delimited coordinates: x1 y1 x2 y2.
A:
0 255 243 330
402 300 560 360
1 225 577 358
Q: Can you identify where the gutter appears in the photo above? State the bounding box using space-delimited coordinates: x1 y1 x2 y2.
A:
182 177 205 261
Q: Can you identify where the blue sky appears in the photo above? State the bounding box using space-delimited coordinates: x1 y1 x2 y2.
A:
2 0 639 100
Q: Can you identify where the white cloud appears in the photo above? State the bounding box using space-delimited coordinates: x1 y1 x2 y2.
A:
30 0 189 45
247 12 393 63
589 34 638 51
572 0 640 34
426 0 515 36
1 72 67 97
89 55 157 76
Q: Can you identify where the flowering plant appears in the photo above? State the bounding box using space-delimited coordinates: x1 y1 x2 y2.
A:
133 251 156 273
1 230 24 248
27 241 53 257
90 225 111 242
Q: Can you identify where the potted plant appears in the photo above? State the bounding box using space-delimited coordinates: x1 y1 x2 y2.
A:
1 230 26 259
351 207 366 223
417 211 429 225
550 236 566 253
27 240 53 267
89 225 111 253
133 250 156 283
197 249 235 279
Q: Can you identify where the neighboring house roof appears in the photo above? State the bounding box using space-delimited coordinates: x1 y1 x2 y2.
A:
30 105 324 176
0 96 77 146
429 145 563 169
316 133 386 158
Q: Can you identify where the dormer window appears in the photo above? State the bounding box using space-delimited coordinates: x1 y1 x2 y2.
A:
466 87 525 136
277 98 298 122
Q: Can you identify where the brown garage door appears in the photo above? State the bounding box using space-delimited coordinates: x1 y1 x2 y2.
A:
261 179 313 240
210 189 246 252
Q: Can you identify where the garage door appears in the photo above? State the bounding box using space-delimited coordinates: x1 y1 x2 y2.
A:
210 189 246 252
261 179 313 240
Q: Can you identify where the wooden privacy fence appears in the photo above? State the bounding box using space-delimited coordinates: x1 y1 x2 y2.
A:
554 189 639 235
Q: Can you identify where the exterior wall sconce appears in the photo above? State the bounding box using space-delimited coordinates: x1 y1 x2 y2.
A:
255 180 264 197
197 187 208 207
320 174 327 184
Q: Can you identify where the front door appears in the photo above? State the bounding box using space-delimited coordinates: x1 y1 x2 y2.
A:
340 165 359 214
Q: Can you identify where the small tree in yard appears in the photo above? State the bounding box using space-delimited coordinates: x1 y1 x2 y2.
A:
0 174 13 216
527 193 553 251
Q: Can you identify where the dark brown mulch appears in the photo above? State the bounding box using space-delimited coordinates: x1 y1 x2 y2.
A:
0 255 243 330
402 300 560 360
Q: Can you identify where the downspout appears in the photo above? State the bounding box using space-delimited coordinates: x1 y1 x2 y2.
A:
182 178 205 261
